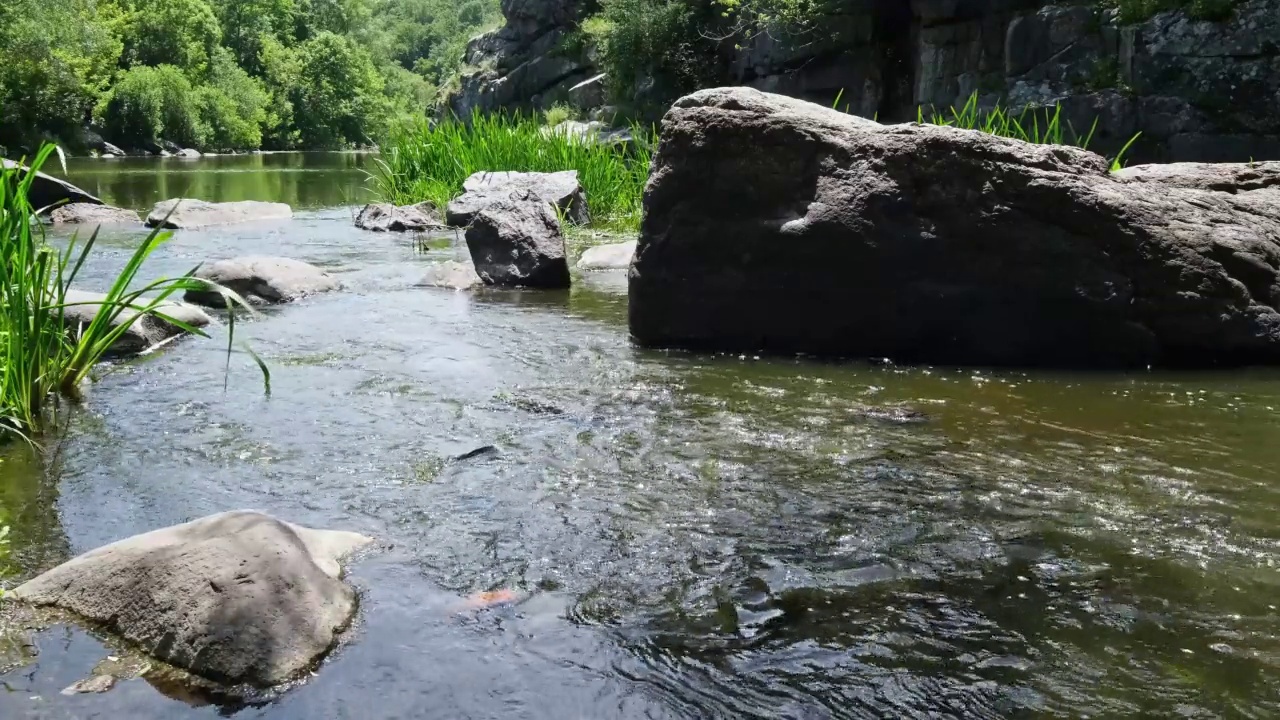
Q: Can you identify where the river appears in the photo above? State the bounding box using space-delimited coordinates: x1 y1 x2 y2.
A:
1 152 1278 718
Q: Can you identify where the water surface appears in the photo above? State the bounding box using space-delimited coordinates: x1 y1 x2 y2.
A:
1 156 1278 719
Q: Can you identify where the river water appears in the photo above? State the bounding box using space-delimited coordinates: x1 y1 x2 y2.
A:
1 153 1278 718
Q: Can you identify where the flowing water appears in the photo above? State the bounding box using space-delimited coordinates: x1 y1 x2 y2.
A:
1 154 1279 718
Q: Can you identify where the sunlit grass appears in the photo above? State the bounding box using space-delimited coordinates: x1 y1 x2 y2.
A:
369 110 655 231
0 143 267 445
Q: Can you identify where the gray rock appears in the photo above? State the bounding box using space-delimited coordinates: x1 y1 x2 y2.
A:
184 256 339 306
175 148 201 158
1 159 103 211
466 197 571 288
48 203 141 226
101 141 126 158
447 170 589 227
11 510 372 688
146 199 293 229
417 260 485 290
576 240 636 270
629 87 1280 368
62 675 116 695
61 289 212 356
355 202 445 232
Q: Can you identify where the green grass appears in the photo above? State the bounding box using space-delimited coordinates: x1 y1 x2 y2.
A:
0 143 266 445
916 91 1141 171
369 110 655 231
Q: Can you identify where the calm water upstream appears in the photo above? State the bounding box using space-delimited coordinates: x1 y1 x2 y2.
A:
1 154 1278 718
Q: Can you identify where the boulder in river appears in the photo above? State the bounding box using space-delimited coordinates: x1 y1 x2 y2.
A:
446 170 588 227
1 159 103 211
465 196 571 288
417 260 485 290
48 203 141 226
355 202 445 232
576 240 636 271
629 87 1280 369
146 199 293 229
10 510 372 688
61 289 212 356
184 256 340 306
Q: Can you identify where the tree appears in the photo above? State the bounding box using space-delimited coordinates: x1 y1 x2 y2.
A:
289 32 390 147
120 0 223 75
98 65 207 148
212 0 298 75
0 0 123 151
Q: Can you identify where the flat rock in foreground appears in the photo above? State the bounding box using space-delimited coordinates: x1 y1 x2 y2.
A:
630 87 1280 368
11 510 372 688
466 198 571 288
446 171 588 227
146 199 293 229
576 240 636 270
184 256 339 306
355 202 445 232
49 203 141 226
61 289 211 356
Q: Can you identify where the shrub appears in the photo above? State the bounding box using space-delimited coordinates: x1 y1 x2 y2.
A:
99 65 208 149
543 103 577 127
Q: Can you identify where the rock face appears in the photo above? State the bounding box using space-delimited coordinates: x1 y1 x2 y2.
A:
466 197 571 288
2 159 104 211
184 256 340 306
446 170 588 227
630 87 1280 369
146 199 293 229
417 260 485 290
61 289 212 356
576 240 636 270
447 0 1280 162
11 510 372 688
49 203 141 226
355 202 445 232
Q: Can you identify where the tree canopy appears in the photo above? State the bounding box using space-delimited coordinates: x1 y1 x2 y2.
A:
0 0 502 153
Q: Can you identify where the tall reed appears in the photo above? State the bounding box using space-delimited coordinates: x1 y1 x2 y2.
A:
369 111 655 231
0 144 265 444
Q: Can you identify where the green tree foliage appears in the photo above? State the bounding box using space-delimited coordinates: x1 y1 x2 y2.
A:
120 0 223 74
0 0 502 153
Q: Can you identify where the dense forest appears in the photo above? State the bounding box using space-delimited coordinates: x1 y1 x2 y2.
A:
0 0 501 154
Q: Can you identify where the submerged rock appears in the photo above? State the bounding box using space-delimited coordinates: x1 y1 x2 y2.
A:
184 256 339 306
465 197 571 288
630 87 1280 369
146 199 293 229
2 159 103 211
49 203 141 226
11 510 372 688
355 202 445 232
61 289 212 356
417 260 485 290
576 240 636 270
446 170 588 227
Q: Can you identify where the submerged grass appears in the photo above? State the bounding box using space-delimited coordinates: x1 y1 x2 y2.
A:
0 143 266 445
369 110 655 231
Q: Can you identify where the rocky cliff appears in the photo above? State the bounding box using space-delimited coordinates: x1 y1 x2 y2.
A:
446 0 1279 162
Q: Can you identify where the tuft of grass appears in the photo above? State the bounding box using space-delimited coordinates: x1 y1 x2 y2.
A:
0 143 268 444
542 102 577 127
369 110 656 231
916 91 1141 171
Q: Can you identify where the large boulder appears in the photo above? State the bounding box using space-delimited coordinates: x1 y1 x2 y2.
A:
61 289 212 356
465 196 571 288
184 256 339 306
10 510 372 687
576 240 636 270
49 203 141 226
355 202 445 232
146 199 293 229
630 87 1280 369
1 159 103 211
446 170 588 227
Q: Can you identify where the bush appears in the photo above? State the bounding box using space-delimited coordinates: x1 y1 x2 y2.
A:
99 65 208 149
198 48 268 149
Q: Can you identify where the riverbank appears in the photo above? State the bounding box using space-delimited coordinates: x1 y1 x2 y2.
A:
1 153 1278 717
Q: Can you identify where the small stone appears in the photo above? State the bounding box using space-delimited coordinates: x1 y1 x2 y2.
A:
61 675 116 695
